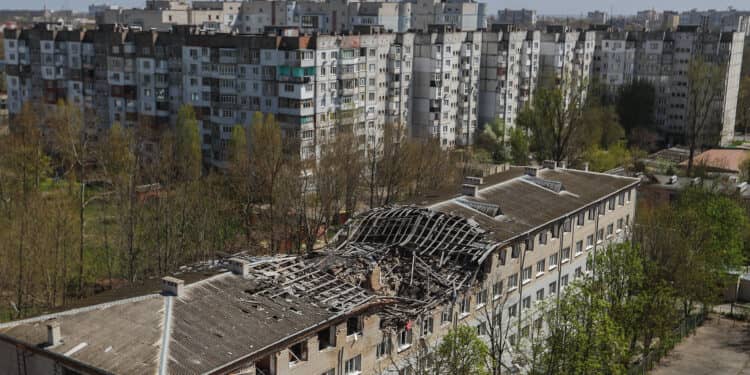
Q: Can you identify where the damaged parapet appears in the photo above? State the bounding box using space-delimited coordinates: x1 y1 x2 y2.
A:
161 276 184 297
228 257 250 277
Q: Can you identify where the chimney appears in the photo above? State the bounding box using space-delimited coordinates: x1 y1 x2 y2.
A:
47 321 62 347
161 276 184 297
461 184 478 197
228 257 250 277
463 176 483 185
584 162 589 171
524 166 541 177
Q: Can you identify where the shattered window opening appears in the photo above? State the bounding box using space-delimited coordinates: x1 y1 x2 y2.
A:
346 316 363 337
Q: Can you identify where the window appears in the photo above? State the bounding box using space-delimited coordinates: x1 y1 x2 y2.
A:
575 267 583 278
322 369 335 375
536 288 545 301
626 214 630 226
441 305 453 324
421 317 434 336
561 275 569 287
317 326 336 350
508 303 517 317
477 321 487 336
575 240 583 255
288 341 308 364
398 328 412 349
617 218 624 230
549 254 558 269
536 259 545 274
549 281 557 294
493 281 503 297
586 234 594 248
346 316 363 336
521 267 532 283
344 355 362 374
577 212 585 226
460 296 471 314
561 248 570 262
538 231 547 245
511 243 520 258
475 289 488 307
508 273 519 289
376 336 391 358
597 229 604 242
607 224 614 236
522 296 531 309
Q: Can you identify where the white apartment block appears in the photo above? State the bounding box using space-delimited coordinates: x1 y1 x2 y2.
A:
539 26 596 91
411 26 481 147
496 8 537 28
479 24 540 130
592 27 745 145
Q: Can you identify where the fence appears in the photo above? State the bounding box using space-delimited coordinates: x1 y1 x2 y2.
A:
626 312 706 375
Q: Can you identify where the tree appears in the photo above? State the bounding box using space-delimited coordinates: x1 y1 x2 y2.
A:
434 325 489 375
508 128 530 165
737 76 750 139
476 119 507 162
616 80 656 136
49 100 95 297
174 105 202 182
685 58 725 176
517 82 588 163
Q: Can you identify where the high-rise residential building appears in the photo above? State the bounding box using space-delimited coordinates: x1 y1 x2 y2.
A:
591 27 745 145
411 25 482 147
4 23 479 166
98 0 243 32
479 24 540 129
662 11 681 31
680 8 750 35
539 26 596 89
496 8 537 28
587 11 608 25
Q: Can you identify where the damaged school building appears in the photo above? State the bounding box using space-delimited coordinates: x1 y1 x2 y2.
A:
0 164 638 375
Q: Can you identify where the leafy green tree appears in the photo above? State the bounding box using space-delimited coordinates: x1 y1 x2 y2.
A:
435 325 489 375
508 127 529 165
174 105 202 182
686 58 726 176
616 80 656 135
476 119 507 162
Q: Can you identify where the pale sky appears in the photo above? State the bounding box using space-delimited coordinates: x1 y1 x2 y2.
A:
0 0 747 16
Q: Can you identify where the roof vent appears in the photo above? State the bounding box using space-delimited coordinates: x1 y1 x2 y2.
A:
524 175 565 193
691 177 702 186
458 198 501 217
461 184 478 197
738 182 748 193
668 175 678 185
161 276 184 297
228 257 250 277
542 160 557 169
46 321 62 347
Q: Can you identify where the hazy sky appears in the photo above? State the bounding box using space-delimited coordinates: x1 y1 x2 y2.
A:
1 0 747 15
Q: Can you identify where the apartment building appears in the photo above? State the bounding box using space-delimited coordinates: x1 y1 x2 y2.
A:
0 163 639 375
539 26 595 89
98 0 242 32
680 8 750 35
591 27 745 145
411 25 481 147
3 23 421 163
478 24 540 129
496 8 537 28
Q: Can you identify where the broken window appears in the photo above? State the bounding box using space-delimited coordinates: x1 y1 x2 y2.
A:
421 317 434 336
255 355 276 375
577 212 585 226
317 326 336 350
344 354 361 374
522 296 531 309
398 328 412 348
508 303 517 317
460 296 471 314
492 281 503 297
441 305 453 324
475 289 488 306
288 340 308 364
538 230 548 245
508 273 518 289
562 247 570 262
346 316 363 336
525 237 534 251
511 243 520 258
376 335 392 358
498 248 507 266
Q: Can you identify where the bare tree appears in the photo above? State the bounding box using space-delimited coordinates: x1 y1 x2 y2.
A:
685 57 725 176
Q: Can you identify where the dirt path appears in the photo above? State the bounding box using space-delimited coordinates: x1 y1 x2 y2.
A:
651 315 750 375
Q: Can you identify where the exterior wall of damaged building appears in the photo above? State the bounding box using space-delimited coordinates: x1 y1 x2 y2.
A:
0 165 639 375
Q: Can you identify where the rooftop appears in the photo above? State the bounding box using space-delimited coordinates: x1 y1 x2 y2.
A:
678 149 750 174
